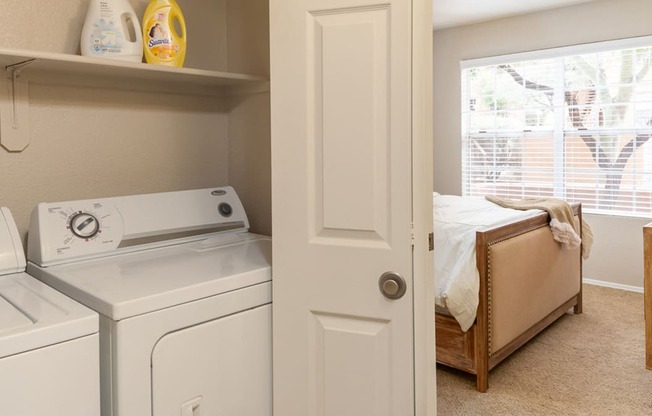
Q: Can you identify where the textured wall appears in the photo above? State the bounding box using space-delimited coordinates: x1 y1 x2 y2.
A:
0 1 271 240
433 0 652 289
226 0 271 235
0 0 87 54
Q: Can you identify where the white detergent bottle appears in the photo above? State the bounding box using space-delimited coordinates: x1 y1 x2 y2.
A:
81 0 143 63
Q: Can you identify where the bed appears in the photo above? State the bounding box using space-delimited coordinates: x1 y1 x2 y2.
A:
434 194 583 392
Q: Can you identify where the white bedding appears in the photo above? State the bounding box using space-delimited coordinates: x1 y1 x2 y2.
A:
434 193 542 332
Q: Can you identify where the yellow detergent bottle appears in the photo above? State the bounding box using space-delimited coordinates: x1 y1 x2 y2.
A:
142 0 186 67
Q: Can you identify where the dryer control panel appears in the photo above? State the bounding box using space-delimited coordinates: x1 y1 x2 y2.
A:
27 186 249 267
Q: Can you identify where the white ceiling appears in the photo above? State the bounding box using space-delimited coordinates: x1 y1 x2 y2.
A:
433 0 599 30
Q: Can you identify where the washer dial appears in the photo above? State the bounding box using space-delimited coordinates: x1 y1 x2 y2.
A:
69 212 100 239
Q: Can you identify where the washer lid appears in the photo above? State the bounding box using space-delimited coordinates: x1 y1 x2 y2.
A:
27 233 272 321
0 208 26 276
0 272 98 359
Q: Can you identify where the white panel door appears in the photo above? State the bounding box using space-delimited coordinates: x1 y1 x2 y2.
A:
271 0 433 414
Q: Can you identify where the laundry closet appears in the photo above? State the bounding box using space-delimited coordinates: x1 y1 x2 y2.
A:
1 1 271 415
0 0 271 240
0 0 435 414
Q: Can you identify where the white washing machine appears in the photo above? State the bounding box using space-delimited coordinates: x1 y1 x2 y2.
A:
0 207 99 416
26 186 272 416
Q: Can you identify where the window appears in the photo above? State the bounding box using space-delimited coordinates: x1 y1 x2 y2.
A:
461 37 652 217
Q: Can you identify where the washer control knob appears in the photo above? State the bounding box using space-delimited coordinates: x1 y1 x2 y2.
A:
69 212 100 239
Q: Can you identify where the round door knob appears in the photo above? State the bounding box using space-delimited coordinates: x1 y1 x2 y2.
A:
379 271 407 300
382 279 400 296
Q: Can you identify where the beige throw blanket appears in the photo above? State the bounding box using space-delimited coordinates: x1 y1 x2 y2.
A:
485 196 593 260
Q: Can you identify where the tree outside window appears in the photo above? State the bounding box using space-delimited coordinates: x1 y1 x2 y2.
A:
462 44 652 216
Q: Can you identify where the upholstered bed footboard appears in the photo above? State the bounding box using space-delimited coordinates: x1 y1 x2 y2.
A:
436 204 583 392
488 220 581 354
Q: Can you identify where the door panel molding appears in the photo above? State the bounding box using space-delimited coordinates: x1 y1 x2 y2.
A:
307 6 391 246
309 311 392 416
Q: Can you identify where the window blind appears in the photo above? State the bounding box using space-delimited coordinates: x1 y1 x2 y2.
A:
461 40 652 217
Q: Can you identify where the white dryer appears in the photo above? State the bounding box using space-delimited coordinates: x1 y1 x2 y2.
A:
26 187 272 416
0 207 99 416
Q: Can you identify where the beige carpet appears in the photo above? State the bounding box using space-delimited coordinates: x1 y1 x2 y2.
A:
437 284 652 415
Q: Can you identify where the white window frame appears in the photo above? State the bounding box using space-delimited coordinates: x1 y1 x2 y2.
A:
461 35 652 218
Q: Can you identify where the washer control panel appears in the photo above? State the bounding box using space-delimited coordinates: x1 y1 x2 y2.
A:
27 186 249 267
32 202 124 264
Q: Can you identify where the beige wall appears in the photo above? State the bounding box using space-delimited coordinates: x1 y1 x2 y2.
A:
433 0 652 289
226 0 271 236
0 0 271 241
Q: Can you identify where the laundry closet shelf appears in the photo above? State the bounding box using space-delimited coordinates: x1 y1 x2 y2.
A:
0 48 269 152
0 48 268 96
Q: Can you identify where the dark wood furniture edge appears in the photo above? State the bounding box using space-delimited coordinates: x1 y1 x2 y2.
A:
644 223 652 370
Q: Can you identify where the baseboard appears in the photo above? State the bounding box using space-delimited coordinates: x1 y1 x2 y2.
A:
583 278 644 294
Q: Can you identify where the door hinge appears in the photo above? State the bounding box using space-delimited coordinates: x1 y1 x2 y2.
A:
428 232 434 251
410 222 415 247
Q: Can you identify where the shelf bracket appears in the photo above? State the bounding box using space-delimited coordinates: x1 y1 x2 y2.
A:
0 59 34 152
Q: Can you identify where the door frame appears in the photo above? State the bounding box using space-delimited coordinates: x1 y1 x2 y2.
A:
411 0 435 413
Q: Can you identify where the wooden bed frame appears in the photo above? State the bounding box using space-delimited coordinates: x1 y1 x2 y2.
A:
435 204 583 392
